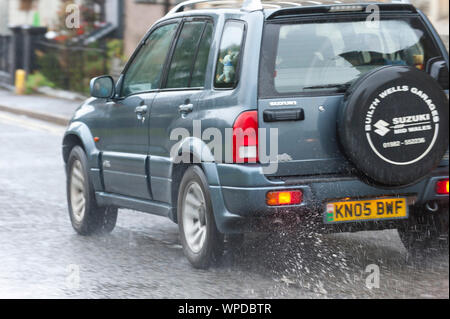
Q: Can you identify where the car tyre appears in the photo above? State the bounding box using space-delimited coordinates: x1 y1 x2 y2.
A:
178 166 224 269
67 146 118 235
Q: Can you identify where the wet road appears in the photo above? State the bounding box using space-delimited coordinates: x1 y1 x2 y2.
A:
0 111 448 298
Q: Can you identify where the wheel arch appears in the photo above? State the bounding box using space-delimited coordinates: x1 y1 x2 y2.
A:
62 134 85 163
169 137 221 223
62 121 99 169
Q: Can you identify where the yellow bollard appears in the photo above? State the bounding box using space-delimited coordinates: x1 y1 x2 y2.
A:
15 69 26 95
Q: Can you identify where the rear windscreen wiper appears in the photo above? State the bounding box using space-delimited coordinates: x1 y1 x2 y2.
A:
303 83 351 91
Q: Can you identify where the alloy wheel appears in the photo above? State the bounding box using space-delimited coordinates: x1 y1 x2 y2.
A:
182 182 207 253
70 160 86 222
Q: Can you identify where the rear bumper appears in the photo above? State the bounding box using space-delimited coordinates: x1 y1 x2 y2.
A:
208 163 449 234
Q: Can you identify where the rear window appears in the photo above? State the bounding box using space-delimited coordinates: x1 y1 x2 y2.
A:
214 21 245 89
259 16 441 97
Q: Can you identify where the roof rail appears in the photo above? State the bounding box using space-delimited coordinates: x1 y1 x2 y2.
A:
167 0 411 15
167 0 263 15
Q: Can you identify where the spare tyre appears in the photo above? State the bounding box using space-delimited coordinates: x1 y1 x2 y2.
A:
338 66 449 186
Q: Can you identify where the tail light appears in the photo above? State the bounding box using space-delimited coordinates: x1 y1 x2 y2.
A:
266 190 303 206
436 179 449 195
233 110 258 163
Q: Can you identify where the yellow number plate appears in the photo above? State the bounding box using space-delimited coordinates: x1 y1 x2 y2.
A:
324 197 408 224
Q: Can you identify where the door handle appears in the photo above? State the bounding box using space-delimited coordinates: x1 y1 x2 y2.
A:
178 103 193 114
263 108 305 122
135 105 148 122
135 105 148 114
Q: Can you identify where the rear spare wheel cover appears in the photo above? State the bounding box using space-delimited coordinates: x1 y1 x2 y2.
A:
338 66 449 186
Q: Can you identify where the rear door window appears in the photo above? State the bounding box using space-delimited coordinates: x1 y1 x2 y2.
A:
190 22 214 87
259 17 441 97
166 21 206 89
214 21 245 89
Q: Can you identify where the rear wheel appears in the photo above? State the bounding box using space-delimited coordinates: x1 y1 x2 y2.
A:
67 146 118 235
177 166 224 269
398 205 448 255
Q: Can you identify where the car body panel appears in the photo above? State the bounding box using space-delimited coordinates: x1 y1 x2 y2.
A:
99 93 156 199
258 95 352 176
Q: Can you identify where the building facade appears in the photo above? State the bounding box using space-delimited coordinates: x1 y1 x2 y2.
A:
0 0 9 34
123 0 177 57
412 0 449 44
6 0 63 31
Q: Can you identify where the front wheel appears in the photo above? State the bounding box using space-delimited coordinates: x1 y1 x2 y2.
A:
177 166 224 269
67 146 118 235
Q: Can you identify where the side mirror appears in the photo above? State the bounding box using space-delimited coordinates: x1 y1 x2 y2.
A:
428 60 449 90
90 76 115 98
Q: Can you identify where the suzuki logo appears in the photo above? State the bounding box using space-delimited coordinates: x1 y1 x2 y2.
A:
269 101 297 106
373 120 390 136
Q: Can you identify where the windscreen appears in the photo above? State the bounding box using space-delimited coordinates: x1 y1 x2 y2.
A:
259 16 441 97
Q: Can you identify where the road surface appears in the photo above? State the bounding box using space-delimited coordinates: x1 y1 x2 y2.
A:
0 111 448 298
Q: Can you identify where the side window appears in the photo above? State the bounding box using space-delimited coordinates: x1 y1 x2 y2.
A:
166 21 205 89
121 23 178 96
214 21 245 89
190 22 213 87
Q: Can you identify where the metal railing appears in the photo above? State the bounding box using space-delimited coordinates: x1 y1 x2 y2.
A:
34 40 108 94
0 35 11 73
0 35 12 85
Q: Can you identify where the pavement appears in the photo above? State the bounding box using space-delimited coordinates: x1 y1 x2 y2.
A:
0 89 81 126
0 110 448 298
